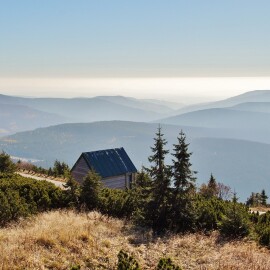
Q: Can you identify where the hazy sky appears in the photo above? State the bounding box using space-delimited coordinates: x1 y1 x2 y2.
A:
1 1 270 101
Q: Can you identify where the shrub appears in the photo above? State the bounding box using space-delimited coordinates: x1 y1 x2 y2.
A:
0 174 65 225
195 196 226 231
156 258 181 270
80 170 102 210
254 212 270 247
0 151 16 174
218 195 250 238
117 250 141 270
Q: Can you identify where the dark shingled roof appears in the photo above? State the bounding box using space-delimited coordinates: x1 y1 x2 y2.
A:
82 147 137 178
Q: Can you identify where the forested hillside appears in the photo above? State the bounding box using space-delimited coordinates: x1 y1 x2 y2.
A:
1 121 270 200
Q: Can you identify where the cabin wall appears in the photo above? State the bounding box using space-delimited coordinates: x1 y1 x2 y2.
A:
103 172 137 189
102 175 126 189
71 156 90 184
72 156 137 188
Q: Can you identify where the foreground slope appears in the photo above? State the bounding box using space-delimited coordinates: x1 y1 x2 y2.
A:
1 121 270 199
1 210 269 270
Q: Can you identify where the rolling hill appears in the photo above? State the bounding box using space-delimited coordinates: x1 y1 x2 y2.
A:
0 94 183 134
159 108 270 130
230 102 270 113
173 90 270 115
0 103 68 135
1 120 270 200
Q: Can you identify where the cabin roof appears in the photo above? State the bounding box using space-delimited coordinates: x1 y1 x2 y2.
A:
80 147 137 178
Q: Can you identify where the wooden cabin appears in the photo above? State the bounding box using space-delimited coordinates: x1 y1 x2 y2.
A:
71 147 137 189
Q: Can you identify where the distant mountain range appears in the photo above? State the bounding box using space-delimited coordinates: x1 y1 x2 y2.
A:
0 103 68 135
1 90 270 200
172 90 270 115
158 90 270 144
0 94 183 134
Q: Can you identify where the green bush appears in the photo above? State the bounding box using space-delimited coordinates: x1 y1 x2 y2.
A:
0 152 16 174
0 174 65 225
258 226 270 247
254 212 270 247
117 250 141 270
80 170 102 210
156 258 181 270
195 196 226 231
69 265 81 270
218 196 250 238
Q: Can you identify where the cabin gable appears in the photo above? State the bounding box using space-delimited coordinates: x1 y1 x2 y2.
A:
71 155 91 184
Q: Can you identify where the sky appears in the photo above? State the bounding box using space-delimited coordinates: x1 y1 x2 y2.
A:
1 0 270 101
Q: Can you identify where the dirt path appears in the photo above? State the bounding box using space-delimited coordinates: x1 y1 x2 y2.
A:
17 172 66 189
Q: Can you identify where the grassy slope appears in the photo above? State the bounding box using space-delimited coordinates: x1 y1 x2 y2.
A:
0 210 269 270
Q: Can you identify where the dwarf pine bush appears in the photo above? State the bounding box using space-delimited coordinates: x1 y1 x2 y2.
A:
117 250 141 270
156 257 182 270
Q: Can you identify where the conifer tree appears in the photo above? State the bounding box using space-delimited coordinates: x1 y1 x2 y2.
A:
208 174 218 196
170 130 196 232
200 174 218 198
261 189 268 206
146 126 171 232
171 130 196 193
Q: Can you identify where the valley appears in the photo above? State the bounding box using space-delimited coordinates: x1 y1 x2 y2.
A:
1 90 270 200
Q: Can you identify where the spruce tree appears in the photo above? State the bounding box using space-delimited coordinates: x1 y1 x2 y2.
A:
171 130 196 193
146 126 171 232
170 130 196 232
208 174 218 197
261 189 268 206
200 174 218 198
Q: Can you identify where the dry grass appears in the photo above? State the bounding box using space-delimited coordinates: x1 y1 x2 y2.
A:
250 207 270 213
0 210 269 270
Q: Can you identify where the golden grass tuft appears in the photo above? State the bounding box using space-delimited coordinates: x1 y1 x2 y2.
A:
0 210 269 269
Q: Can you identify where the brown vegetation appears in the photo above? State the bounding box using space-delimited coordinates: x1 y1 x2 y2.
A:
250 207 270 213
0 210 269 270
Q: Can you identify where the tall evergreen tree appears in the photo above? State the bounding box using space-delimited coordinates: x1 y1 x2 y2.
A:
170 130 197 232
261 189 268 206
146 126 171 232
147 126 171 200
171 130 196 193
